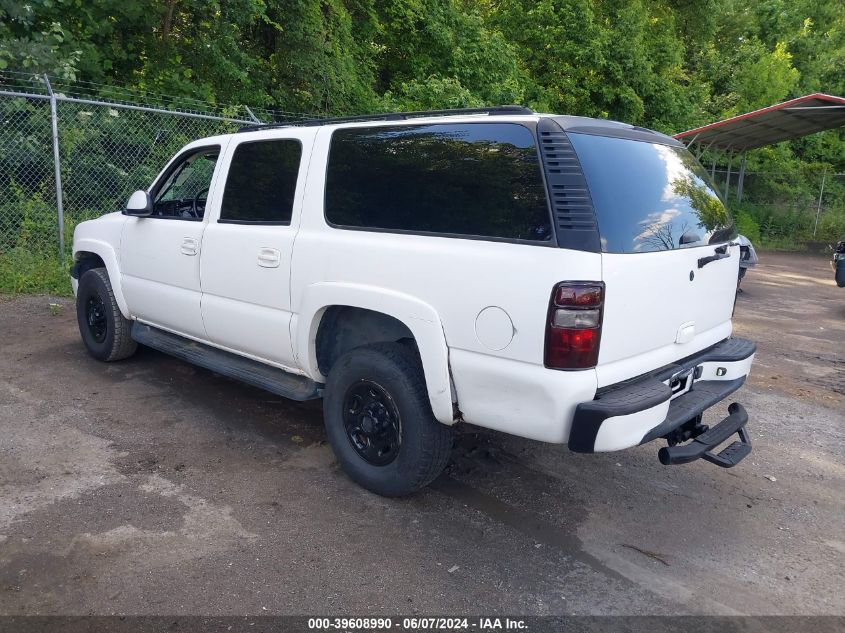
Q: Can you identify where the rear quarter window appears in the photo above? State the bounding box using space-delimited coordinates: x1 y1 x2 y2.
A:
324 123 552 242
568 133 735 253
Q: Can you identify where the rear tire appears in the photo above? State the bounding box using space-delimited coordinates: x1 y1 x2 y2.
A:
76 268 137 362
323 342 453 496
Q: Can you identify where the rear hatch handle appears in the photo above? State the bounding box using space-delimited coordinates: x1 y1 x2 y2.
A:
698 242 738 269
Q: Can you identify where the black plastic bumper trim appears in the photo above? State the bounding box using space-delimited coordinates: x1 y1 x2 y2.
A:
651 337 755 382
569 377 670 452
568 337 755 453
639 376 746 444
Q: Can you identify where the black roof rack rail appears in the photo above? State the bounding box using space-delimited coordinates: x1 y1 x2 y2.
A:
237 105 534 133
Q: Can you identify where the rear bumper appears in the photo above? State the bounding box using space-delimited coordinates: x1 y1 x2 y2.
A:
568 337 755 453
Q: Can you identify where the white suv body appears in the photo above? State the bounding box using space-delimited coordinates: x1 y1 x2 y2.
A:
72 107 755 495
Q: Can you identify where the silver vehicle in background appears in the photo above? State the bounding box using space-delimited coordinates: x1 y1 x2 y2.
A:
736 235 759 291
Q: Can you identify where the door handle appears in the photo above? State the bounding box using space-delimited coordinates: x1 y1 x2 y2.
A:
698 242 738 268
181 237 198 256
257 247 281 268
698 247 731 268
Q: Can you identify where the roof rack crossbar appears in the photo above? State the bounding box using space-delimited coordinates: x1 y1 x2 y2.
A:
237 105 534 133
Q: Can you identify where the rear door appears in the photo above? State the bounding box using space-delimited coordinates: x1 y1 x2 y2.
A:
199 131 313 370
567 132 739 386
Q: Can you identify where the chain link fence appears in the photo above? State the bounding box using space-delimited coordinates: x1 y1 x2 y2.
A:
0 89 54 255
709 166 845 246
2 69 843 266
0 70 311 263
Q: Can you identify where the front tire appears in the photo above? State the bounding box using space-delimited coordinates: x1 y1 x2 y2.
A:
76 268 137 362
323 343 453 496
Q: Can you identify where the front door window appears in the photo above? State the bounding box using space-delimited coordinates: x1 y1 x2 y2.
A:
152 149 219 219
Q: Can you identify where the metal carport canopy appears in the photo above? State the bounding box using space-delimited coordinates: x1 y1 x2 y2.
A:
674 93 845 152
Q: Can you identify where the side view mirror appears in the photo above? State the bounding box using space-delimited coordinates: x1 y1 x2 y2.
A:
124 190 153 217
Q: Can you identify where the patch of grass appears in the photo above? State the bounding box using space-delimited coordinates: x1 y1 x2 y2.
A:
738 203 845 251
0 249 73 296
756 237 810 251
734 210 761 244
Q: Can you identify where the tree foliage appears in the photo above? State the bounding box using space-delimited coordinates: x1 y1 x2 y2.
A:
2 0 838 123
1 0 843 244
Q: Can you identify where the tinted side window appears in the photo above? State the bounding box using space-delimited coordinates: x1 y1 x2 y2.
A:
220 140 302 223
325 123 552 241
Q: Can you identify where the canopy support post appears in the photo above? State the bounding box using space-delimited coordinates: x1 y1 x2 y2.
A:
724 151 734 202
813 168 827 238
736 152 747 204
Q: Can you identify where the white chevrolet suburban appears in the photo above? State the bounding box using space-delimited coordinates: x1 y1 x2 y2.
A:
71 106 756 496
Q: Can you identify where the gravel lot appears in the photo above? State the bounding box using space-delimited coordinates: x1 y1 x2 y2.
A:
0 251 842 616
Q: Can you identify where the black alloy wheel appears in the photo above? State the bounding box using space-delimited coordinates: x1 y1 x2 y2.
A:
323 343 453 496
342 380 402 466
76 267 137 362
85 293 108 343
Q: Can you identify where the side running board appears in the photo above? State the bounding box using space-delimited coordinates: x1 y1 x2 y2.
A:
131 322 322 401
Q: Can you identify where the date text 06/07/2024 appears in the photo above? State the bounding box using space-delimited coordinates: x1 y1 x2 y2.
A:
307 617 528 631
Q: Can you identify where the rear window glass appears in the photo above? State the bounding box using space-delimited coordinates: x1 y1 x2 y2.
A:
568 133 735 253
220 139 302 224
324 123 552 241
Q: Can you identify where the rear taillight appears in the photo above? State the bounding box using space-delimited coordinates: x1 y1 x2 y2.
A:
544 282 604 369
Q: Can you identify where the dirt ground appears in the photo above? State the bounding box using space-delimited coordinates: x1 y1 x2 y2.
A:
0 251 842 616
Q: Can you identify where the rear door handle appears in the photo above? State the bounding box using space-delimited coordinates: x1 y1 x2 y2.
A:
257 247 281 268
698 248 731 268
181 237 198 256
